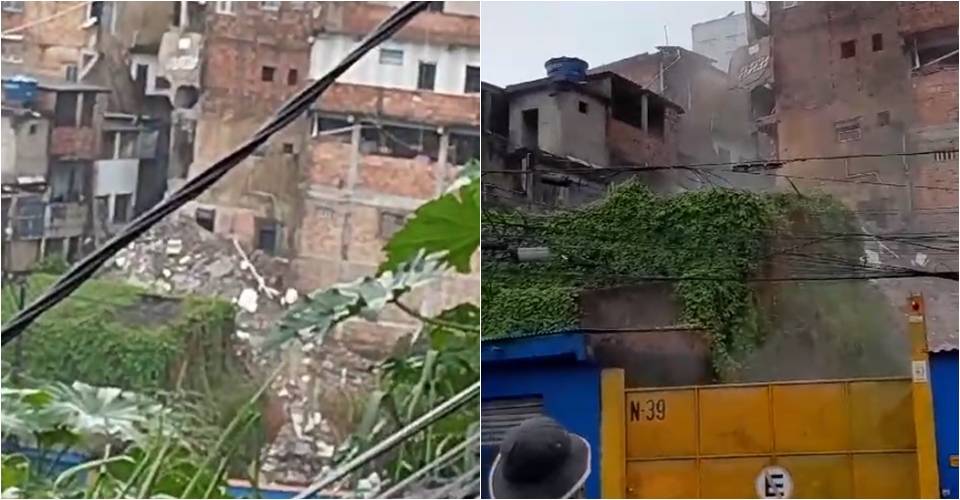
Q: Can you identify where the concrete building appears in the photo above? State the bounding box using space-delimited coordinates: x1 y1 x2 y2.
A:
752 1 958 349
593 46 757 167
692 12 748 72
1 73 111 271
482 61 685 210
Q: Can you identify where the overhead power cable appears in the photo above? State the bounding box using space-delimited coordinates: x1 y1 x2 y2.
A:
0 1 431 346
1 2 92 37
293 380 480 499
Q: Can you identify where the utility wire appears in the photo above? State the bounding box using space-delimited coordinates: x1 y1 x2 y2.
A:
0 1 431 346
1 1 91 36
293 380 480 499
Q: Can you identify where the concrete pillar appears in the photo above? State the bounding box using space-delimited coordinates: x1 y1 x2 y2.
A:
436 128 450 196
641 94 649 132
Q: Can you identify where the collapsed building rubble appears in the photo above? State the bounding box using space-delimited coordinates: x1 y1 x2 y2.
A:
99 213 418 484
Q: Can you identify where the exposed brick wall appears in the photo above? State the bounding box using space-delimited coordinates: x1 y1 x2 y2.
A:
307 140 352 188
357 154 438 199
326 2 479 47
606 113 679 166
912 68 960 126
10 2 89 78
912 162 959 210
49 127 97 159
897 1 960 34
318 83 480 127
201 2 316 114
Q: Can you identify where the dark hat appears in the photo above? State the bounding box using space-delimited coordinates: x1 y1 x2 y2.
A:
488 416 591 499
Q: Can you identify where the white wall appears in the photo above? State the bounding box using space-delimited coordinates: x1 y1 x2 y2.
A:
2 116 16 180
309 34 480 95
692 13 747 72
95 159 139 220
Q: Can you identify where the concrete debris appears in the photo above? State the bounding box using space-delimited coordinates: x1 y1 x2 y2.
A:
165 239 183 255
96 214 394 485
237 288 259 313
283 288 300 306
914 252 928 267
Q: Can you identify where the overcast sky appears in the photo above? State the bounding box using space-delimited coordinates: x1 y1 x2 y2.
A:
481 1 743 86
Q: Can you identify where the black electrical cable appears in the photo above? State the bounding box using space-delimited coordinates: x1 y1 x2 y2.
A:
0 1 430 346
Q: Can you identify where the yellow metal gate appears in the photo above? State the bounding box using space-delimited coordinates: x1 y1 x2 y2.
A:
599 294 941 499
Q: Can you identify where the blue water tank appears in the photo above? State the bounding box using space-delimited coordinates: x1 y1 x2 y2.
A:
545 57 588 83
2 75 38 105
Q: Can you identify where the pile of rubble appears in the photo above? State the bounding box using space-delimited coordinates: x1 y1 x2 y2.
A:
98 214 396 485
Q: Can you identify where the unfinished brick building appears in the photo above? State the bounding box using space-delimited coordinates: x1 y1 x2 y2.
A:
757 1 958 349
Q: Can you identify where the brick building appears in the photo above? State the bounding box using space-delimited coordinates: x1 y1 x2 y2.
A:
1 1 177 270
753 1 958 349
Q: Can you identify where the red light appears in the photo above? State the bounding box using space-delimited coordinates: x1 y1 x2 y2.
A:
911 300 921 312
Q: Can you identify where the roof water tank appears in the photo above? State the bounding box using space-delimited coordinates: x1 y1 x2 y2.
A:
2 75 38 105
545 57 588 83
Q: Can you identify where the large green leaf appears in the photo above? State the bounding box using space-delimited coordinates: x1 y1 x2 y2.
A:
381 177 480 274
267 250 448 349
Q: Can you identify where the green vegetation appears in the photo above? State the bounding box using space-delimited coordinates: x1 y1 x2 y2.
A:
483 181 868 375
1 274 237 392
274 160 482 490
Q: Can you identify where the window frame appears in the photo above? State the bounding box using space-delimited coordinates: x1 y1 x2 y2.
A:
417 61 437 91
379 48 404 66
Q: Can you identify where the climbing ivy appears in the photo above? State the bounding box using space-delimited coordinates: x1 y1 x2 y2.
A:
1 274 239 392
483 181 861 374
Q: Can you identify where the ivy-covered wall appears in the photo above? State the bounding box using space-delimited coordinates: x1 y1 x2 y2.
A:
483 181 895 377
1 274 238 392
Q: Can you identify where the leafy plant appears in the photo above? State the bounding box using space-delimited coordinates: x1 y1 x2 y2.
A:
483 181 869 375
273 161 481 492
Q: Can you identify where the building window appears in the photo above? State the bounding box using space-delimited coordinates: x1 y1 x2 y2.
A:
282 142 295 154
260 1 280 11
464 65 480 93
417 62 437 91
255 218 279 254
578 101 588 114
877 111 890 127
426 2 444 12
28 123 37 135
215 1 234 14
49 163 86 203
1 1 24 12
13 196 44 239
287 68 298 86
522 108 539 149
834 118 862 143
54 92 79 126
67 236 80 262
360 122 441 160
312 114 354 141
44 238 64 259
782 1 798 8
113 194 131 224
449 132 481 166
909 28 959 69
379 48 404 66
195 208 215 231
840 40 856 59
872 33 883 52
95 195 109 222
379 211 407 239
86 1 102 23
261 65 275 82
102 131 139 159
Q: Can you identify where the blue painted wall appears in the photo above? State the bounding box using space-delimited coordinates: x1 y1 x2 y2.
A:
931 350 958 499
0 443 303 499
481 333 602 499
